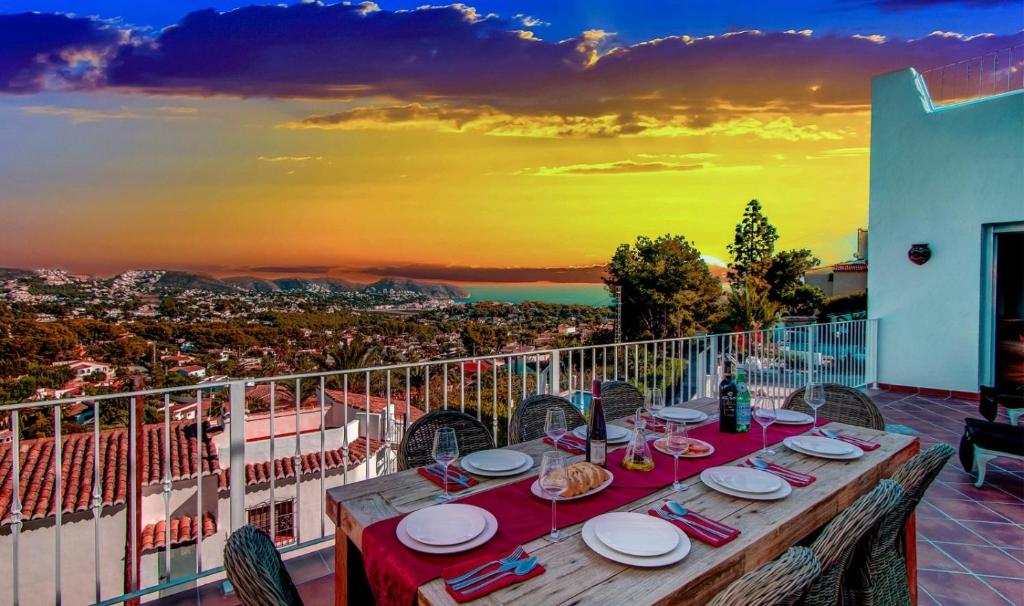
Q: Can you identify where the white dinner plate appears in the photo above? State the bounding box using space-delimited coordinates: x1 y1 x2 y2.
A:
705 467 783 494
784 436 864 460
462 449 530 472
403 504 488 546
461 455 534 477
652 437 715 458
572 424 632 444
397 506 497 553
773 409 815 425
701 468 793 500
582 515 691 567
593 512 680 557
530 468 614 501
655 407 704 422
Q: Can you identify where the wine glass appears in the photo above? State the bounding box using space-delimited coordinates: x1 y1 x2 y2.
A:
545 408 567 450
753 400 777 457
648 390 666 433
539 451 569 542
663 421 690 491
805 382 826 428
432 427 459 502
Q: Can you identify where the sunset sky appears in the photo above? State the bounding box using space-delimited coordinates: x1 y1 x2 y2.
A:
1 1 1021 282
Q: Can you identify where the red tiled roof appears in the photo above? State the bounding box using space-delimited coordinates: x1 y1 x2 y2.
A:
0 421 220 525
245 384 298 409
218 436 383 490
141 512 217 552
302 388 425 422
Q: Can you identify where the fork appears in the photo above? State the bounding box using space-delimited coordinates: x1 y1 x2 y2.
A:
446 546 525 586
424 465 470 487
655 508 731 539
456 557 539 594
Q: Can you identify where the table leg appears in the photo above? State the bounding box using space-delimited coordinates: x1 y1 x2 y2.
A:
335 528 373 606
906 512 918 606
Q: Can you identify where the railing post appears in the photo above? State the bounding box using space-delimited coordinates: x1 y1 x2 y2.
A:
868 319 880 389
229 381 247 531
807 324 817 385
708 336 719 395
549 350 560 396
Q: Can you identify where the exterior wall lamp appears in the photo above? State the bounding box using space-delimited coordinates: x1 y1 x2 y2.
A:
908 243 931 265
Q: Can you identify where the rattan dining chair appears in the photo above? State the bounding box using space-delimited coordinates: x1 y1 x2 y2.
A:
509 393 585 444
783 383 885 430
799 480 904 606
223 525 304 606
397 410 495 470
599 380 645 420
708 546 821 606
844 443 956 606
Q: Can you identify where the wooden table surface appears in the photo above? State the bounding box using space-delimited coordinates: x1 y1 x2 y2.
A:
327 399 919 606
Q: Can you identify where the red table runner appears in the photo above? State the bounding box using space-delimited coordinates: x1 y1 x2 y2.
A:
361 422 813 606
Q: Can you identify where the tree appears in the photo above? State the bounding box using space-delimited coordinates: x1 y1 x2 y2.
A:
727 200 777 290
779 283 826 316
765 249 825 314
722 285 780 331
605 234 722 339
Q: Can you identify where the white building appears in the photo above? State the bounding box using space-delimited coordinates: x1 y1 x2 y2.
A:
868 67 1024 395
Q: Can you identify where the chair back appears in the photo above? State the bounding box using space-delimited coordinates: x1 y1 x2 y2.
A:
847 443 956 606
783 384 885 430
708 546 821 606
800 480 904 606
397 410 495 470
599 381 645 421
509 394 585 444
223 525 304 606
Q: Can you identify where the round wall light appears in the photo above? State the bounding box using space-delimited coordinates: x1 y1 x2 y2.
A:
908 243 931 265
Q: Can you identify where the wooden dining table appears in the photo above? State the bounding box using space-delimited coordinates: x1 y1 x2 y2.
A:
326 398 920 606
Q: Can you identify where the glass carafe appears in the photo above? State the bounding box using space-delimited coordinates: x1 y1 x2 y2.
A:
622 409 656 472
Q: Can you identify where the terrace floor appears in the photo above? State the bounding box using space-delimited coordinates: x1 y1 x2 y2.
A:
158 389 1024 606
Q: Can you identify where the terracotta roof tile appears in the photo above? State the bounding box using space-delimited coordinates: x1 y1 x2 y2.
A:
0 421 220 525
218 436 383 491
141 512 217 552
302 389 425 422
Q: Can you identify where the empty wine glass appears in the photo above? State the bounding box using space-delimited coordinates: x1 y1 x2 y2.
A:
753 401 777 457
539 451 569 542
545 408 567 450
432 427 459 502
663 421 690 491
806 382 826 428
648 390 666 434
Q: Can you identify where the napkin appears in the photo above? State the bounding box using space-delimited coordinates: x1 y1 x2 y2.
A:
742 459 816 487
443 547 544 603
815 430 880 451
648 506 740 547
544 434 586 454
417 464 479 491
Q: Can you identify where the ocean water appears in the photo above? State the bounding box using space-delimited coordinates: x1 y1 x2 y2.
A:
458 283 612 306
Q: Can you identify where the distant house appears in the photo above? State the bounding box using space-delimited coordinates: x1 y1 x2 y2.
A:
804 259 868 298
53 360 114 380
169 365 207 379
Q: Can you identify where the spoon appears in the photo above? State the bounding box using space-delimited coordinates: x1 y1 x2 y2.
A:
455 557 538 593
665 501 734 534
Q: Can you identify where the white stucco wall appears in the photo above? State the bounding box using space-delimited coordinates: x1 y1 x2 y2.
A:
868 68 1024 393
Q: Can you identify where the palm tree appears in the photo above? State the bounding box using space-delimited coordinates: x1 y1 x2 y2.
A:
724 285 780 331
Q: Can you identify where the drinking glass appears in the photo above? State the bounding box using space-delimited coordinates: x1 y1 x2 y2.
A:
432 427 459 502
806 382 826 428
663 421 690 491
539 451 569 542
648 390 666 434
753 401 777 457
545 408 567 450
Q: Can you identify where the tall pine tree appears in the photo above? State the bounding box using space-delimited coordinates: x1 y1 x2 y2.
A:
726 199 778 290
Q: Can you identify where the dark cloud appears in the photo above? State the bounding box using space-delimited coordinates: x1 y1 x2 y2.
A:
4 3 1022 134
358 264 608 284
0 12 124 93
864 0 1018 10
247 265 333 274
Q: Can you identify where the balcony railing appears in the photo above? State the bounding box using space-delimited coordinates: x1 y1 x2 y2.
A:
919 45 1024 106
0 318 878 605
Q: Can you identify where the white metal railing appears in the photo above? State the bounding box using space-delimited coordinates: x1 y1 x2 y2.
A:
0 319 876 605
920 45 1024 105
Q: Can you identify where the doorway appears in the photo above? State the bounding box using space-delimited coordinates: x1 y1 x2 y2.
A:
994 231 1024 388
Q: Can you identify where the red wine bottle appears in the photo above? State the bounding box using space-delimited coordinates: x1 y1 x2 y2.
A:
719 361 738 433
586 379 607 466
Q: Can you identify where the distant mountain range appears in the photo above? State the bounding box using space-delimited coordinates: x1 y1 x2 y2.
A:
152 271 468 298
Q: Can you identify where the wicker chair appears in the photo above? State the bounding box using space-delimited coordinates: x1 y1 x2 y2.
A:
845 444 956 606
397 410 495 470
223 525 304 606
509 394 585 444
708 547 821 606
599 381 645 421
799 480 904 606
783 383 885 430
